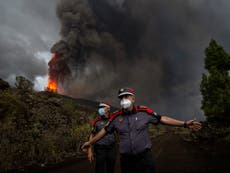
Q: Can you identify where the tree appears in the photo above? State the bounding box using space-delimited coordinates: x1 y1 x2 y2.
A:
15 76 34 91
200 39 230 123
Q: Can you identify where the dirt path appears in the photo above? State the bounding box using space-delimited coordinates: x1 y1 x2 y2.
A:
152 131 230 173
153 132 215 172
33 132 230 173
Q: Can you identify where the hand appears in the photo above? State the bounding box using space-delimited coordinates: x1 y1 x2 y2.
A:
186 119 202 131
88 149 94 163
81 141 91 152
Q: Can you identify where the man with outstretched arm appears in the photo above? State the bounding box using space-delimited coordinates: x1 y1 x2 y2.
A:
82 88 202 173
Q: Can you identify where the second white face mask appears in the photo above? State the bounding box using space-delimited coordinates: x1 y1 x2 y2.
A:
120 99 132 109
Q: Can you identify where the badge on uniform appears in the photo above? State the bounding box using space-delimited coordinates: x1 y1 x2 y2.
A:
120 88 124 92
118 117 124 123
139 105 147 108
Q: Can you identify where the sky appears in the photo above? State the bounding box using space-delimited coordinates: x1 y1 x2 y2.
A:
0 0 59 90
1 0 230 120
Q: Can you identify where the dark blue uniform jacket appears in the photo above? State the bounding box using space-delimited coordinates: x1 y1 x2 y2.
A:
92 116 115 146
105 106 161 154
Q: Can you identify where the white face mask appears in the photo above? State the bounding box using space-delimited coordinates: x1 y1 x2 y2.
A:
120 99 132 109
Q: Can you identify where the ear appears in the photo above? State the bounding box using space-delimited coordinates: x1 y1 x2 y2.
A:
132 96 135 103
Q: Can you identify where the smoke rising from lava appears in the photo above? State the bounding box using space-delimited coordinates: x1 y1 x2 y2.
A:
49 0 230 119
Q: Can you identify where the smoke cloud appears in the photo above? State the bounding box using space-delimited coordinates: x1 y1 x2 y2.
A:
2 0 230 120
49 0 230 119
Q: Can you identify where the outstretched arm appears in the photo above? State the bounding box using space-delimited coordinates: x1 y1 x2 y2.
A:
160 116 202 131
82 128 107 150
87 134 94 163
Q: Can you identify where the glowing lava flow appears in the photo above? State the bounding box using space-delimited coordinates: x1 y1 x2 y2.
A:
46 79 58 93
46 54 59 93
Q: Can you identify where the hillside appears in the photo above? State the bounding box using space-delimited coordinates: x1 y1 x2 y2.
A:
0 77 99 172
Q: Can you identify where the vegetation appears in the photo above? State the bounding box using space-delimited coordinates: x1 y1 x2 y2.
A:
0 77 97 172
200 39 230 124
197 39 230 143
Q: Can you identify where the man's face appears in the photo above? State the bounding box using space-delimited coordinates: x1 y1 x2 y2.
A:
119 94 135 108
104 106 110 115
98 106 110 117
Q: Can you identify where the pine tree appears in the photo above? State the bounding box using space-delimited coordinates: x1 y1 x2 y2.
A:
200 39 230 123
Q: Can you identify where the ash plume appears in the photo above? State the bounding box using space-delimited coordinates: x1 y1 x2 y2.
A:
50 0 230 119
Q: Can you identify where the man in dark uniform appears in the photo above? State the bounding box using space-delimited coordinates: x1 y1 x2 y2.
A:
82 88 202 173
87 102 116 173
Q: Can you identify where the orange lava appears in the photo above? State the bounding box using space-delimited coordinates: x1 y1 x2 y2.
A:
46 79 58 93
46 54 59 93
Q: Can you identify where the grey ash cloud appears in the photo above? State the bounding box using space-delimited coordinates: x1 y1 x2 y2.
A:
2 0 230 120
50 0 230 119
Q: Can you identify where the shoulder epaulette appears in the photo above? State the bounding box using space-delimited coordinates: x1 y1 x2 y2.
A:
92 116 102 126
109 110 123 122
138 105 148 108
136 106 154 115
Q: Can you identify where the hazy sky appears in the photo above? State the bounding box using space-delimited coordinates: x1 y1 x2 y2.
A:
0 0 59 90
1 0 230 120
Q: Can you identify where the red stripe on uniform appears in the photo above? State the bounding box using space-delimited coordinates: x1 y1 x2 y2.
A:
92 116 102 126
135 106 155 115
109 110 123 122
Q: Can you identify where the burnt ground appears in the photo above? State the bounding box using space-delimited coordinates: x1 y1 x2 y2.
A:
24 131 230 173
151 132 230 173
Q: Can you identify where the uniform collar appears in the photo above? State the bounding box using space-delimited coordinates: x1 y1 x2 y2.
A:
101 116 110 120
122 105 137 115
